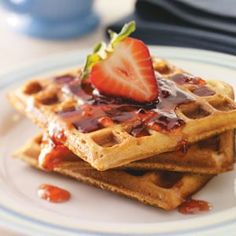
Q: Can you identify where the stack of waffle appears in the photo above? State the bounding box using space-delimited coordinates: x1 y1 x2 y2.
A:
8 58 236 210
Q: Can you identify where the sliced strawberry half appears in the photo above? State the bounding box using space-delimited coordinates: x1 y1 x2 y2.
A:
89 37 158 103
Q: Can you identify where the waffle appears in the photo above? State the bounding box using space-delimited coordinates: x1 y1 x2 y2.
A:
15 134 213 210
126 79 235 174
8 59 236 170
126 130 235 174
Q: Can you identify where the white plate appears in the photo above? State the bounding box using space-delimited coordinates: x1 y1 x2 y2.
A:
0 47 236 236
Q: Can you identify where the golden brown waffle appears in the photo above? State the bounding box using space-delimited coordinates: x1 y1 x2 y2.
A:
126 131 235 174
8 59 236 170
15 134 213 210
126 80 235 174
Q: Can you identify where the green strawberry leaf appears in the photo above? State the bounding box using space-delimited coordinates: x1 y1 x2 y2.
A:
81 21 136 80
80 53 100 80
81 42 107 80
109 21 136 48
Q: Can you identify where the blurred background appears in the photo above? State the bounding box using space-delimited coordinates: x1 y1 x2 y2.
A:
1 0 236 73
0 0 134 71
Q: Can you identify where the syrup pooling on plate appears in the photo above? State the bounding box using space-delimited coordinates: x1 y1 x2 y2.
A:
54 74 198 135
178 199 211 214
38 184 71 203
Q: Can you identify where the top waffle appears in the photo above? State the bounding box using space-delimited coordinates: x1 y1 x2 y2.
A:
8 58 236 170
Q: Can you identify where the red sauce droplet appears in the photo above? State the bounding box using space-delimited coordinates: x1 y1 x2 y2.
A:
38 133 77 171
178 199 211 214
38 184 71 203
177 139 189 153
191 86 216 97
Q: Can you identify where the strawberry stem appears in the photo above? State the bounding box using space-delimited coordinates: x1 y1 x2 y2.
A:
108 21 136 49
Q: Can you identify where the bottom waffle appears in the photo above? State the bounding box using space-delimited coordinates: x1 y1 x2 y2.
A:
15 134 213 210
126 130 235 174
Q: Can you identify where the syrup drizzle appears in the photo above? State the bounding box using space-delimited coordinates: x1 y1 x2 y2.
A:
171 73 215 97
53 71 213 135
171 73 206 86
129 121 150 137
178 199 211 214
56 76 195 134
55 74 75 84
63 79 94 101
191 86 216 97
38 184 71 203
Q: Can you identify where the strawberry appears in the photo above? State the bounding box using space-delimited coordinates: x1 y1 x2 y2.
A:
89 37 158 103
81 21 159 103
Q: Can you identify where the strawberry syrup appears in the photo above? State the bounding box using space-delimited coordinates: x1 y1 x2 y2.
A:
178 199 211 214
53 72 214 136
38 133 77 171
38 184 71 203
171 73 206 86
